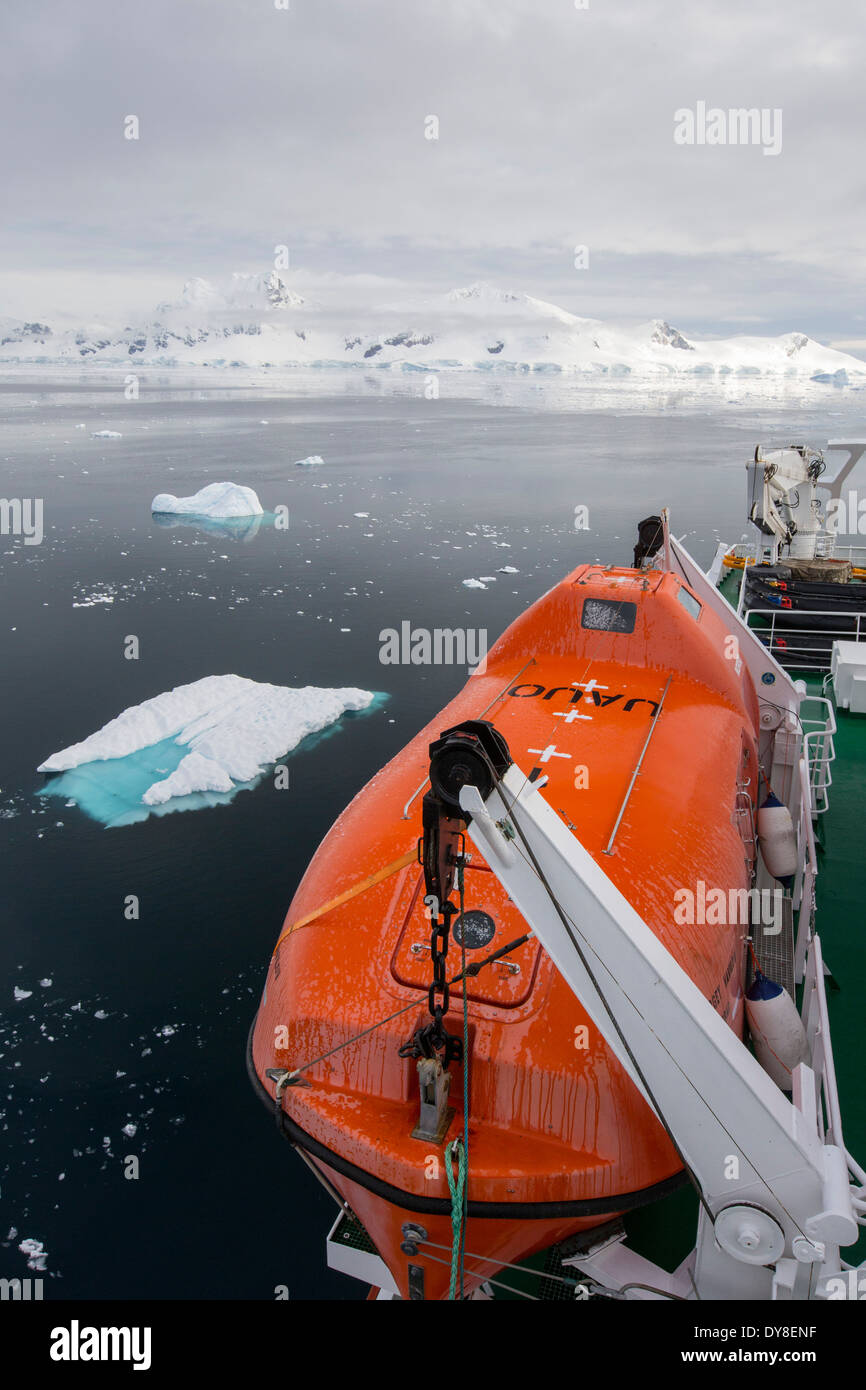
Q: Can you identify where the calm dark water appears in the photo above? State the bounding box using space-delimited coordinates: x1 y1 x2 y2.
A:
1 374 863 1298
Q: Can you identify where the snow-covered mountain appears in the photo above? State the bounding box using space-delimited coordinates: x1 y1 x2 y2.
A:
1 273 862 382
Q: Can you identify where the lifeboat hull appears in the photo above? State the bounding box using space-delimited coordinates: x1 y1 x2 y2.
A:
250 563 761 1299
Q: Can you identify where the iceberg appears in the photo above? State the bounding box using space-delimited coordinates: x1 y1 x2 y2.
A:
91 430 122 439
38 675 376 826
810 368 849 386
294 455 325 468
151 481 264 518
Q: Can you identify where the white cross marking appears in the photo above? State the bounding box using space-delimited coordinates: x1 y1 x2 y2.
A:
528 744 571 763
553 708 592 723
573 678 608 692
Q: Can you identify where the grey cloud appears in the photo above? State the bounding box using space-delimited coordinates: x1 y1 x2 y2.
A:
0 0 863 335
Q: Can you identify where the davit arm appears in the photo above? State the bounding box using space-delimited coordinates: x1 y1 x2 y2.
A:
455 762 860 1301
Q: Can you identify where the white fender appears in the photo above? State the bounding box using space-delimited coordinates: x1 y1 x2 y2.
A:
745 970 809 1090
757 793 798 880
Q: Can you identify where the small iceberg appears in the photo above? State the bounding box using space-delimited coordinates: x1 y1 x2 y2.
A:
38 675 377 827
294 455 325 468
151 481 263 518
810 368 849 386
462 578 488 589
91 430 122 439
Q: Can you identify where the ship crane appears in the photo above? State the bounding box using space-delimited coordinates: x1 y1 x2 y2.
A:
436 530 866 1302
747 444 828 564
746 440 866 568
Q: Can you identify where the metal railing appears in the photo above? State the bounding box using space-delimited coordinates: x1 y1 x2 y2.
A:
727 540 866 569
799 934 866 1227
746 608 866 672
800 696 836 815
791 760 866 1223
793 755 820 982
814 538 866 568
801 936 842 1144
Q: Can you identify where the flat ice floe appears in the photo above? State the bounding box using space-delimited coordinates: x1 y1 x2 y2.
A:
294 455 324 467
38 675 376 826
151 481 263 518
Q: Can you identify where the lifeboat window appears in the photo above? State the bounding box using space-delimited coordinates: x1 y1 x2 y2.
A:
676 586 702 620
581 597 637 633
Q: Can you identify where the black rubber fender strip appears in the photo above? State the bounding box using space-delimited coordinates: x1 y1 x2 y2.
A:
245 1012 687 1220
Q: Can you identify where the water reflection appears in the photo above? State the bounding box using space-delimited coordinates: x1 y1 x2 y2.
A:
151 511 268 542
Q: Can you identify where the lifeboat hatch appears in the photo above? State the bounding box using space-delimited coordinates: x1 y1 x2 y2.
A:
388 866 541 1007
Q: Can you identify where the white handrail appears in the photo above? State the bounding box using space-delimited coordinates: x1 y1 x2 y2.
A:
726 541 866 566
794 755 819 982
801 696 837 816
745 608 866 673
801 935 845 1146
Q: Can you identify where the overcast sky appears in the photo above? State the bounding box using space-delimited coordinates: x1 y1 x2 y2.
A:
1 0 864 343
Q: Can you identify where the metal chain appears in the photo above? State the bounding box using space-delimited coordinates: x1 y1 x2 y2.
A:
427 900 455 1033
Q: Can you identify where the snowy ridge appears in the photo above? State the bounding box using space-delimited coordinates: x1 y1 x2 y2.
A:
2 273 863 380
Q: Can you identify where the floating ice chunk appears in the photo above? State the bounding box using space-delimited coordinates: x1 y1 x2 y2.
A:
294 455 324 467
13 986 32 1001
122 1123 137 1138
73 587 115 608
151 481 263 519
37 675 377 825
19 1238 48 1271
478 575 497 583
144 751 234 805
498 565 519 574
91 430 122 439
462 578 488 589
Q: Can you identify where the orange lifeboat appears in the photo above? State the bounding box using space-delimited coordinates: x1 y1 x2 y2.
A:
248 560 761 1300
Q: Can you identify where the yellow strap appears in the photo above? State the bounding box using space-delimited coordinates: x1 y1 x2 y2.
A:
274 847 418 951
